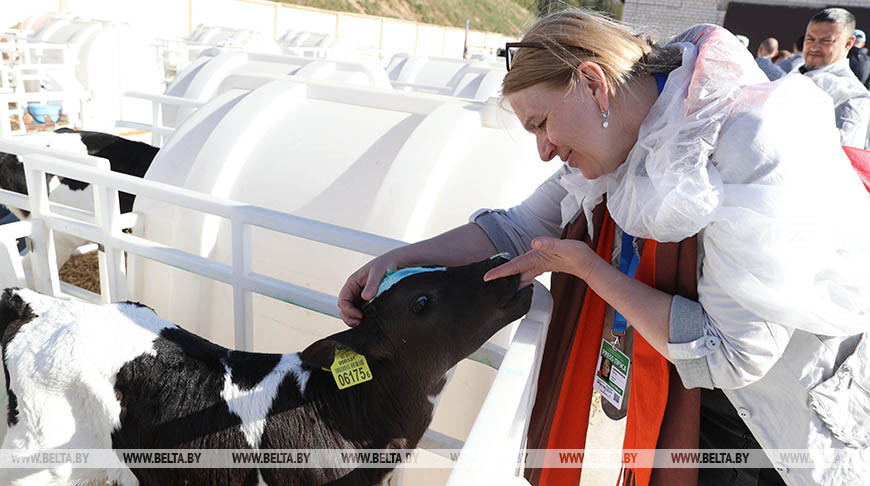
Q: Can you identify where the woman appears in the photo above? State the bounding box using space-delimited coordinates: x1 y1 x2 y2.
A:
338 10 870 486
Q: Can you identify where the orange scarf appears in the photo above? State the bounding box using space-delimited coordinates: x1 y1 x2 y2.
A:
526 209 699 486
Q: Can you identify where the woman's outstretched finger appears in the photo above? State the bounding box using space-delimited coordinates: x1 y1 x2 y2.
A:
483 253 535 281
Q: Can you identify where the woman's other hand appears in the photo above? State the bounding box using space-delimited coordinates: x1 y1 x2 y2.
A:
483 237 597 284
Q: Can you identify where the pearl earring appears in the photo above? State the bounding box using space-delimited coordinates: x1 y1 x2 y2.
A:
601 109 609 128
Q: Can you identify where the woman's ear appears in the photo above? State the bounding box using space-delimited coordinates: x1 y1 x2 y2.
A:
575 61 610 114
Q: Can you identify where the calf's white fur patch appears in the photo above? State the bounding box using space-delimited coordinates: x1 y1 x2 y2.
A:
221 353 309 449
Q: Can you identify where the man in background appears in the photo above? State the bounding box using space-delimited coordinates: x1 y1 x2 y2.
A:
801 8 870 148
756 37 786 80
777 35 805 73
848 28 870 87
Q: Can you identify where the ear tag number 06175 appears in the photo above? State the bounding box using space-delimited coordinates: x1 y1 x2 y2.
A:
330 348 373 389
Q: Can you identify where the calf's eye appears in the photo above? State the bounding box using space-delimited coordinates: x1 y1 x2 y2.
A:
410 295 429 315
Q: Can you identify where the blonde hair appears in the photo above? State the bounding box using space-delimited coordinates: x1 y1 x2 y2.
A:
502 9 678 96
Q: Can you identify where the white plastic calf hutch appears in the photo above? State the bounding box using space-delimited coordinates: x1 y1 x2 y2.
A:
181 24 281 64
20 17 163 131
386 53 507 100
164 49 391 101
149 49 391 133
153 25 281 84
186 24 280 54
277 30 358 60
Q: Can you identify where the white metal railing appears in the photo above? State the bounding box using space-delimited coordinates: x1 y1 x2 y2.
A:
390 62 504 100
150 38 195 83
0 148 404 347
391 81 453 95
0 141 551 483
117 91 205 146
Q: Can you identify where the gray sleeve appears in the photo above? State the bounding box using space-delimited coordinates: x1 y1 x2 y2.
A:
667 286 794 391
668 296 715 389
469 165 570 257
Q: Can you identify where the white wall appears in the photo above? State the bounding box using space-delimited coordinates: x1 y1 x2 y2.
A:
62 0 188 39
192 0 276 37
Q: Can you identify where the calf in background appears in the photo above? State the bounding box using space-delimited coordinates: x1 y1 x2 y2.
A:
0 255 533 485
0 128 158 266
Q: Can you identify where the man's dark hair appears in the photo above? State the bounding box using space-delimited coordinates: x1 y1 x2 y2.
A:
795 35 804 52
809 8 857 35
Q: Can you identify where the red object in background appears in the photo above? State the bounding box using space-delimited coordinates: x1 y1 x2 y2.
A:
843 146 870 192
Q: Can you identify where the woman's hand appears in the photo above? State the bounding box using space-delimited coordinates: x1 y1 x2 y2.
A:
483 237 598 283
486 236 674 361
337 255 398 327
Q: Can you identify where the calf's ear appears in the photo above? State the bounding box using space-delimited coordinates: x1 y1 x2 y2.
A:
300 329 369 369
300 327 394 369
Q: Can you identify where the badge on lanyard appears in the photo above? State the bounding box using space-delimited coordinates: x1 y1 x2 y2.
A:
594 231 638 409
594 340 631 409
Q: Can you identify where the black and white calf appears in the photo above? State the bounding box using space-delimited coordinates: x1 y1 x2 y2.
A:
0 128 159 264
0 128 158 215
0 256 533 486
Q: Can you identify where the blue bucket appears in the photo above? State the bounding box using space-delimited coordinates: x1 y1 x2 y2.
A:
28 103 62 124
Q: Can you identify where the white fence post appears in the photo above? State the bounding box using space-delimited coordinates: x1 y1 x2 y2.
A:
0 221 30 289
98 184 127 303
0 88 10 138
21 159 60 296
152 98 163 146
231 216 254 351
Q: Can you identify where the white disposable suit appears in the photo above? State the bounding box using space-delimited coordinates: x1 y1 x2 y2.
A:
801 58 870 149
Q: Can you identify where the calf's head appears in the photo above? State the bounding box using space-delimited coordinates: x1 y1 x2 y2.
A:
301 255 533 379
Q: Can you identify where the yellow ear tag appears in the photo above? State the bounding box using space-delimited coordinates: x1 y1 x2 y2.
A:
330 348 373 390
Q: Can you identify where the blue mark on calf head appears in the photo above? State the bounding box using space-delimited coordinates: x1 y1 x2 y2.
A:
371 267 447 300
